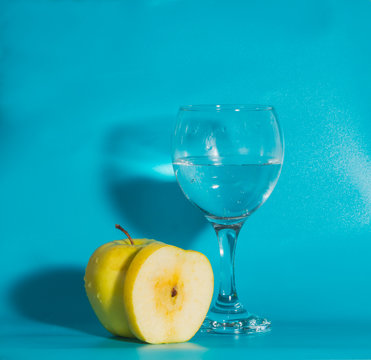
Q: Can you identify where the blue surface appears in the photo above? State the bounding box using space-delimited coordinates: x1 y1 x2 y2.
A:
2 321 371 359
0 0 370 358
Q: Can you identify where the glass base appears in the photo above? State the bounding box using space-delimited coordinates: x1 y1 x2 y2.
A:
201 314 271 335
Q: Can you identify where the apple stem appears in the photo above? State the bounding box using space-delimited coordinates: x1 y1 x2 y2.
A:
115 224 134 245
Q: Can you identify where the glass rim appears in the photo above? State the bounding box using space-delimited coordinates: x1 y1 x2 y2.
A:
179 104 274 112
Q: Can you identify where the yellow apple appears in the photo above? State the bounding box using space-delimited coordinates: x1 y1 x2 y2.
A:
84 225 214 344
84 225 157 338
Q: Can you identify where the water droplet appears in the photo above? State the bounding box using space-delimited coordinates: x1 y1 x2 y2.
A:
97 293 102 303
206 145 212 151
95 257 99 264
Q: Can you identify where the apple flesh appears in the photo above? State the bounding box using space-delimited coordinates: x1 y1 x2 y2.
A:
124 242 214 344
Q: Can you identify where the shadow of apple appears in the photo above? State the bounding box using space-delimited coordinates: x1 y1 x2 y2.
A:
106 176 206 248
9 266 106 337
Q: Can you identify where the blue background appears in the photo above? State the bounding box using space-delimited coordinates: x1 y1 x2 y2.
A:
1 0 370 358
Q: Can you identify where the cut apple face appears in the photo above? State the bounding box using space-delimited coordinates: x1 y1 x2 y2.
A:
124 243 214 344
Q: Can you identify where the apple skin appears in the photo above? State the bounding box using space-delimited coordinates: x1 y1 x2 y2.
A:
84 238 157 338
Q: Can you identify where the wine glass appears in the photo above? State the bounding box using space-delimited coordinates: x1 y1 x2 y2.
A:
172 104 284 334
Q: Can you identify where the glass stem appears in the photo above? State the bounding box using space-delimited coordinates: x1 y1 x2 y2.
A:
211 221 246 315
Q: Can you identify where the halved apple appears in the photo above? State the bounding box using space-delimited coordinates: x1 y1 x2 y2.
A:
124 242 214 344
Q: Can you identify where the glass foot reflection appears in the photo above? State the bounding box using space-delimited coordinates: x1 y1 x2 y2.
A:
201 314 271 335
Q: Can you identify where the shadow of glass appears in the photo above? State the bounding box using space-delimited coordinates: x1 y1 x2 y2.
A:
102 118 206 248
9 266 106 337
